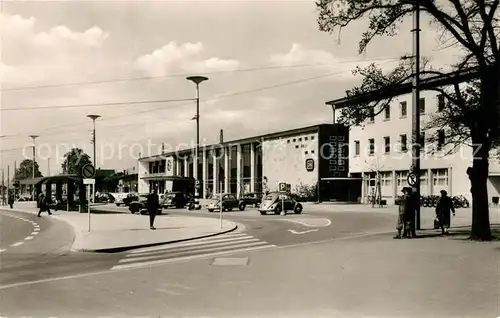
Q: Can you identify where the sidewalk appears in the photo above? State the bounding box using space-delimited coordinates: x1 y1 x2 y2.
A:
304 202 500 228
3 202 237 252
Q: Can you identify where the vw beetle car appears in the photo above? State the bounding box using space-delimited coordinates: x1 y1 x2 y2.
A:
206 193 246 212
129 193 163 215
163 191 189 209
240 192 263 208
258 191 303 215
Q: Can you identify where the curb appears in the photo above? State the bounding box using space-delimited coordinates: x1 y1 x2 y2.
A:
1 208 82 251
79 223 238 253
2 207 239 254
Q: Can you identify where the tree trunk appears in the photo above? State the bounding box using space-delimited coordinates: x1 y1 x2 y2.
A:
468 140 492 241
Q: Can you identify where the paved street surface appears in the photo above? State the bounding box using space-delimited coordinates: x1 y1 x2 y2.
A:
1 204 498 317
0 209 122 287
1 230 497 317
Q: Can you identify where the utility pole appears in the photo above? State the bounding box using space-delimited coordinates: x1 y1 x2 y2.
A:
411 2 422 230
7 165 10 197
47 158 50 176
29 135 39 201
1 169 5 205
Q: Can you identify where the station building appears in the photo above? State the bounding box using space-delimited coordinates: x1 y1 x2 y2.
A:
137 124 361 201
328 89 500 204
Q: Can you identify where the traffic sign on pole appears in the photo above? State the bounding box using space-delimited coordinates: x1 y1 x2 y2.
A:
279 183 286 191
83 178 95 185
82 164 96 179
407 173 418 187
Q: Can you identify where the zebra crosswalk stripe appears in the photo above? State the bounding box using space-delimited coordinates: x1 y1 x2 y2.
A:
111 233 275 271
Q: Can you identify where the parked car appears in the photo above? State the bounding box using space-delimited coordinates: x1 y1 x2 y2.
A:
163 192 189 209
240 192 263 208
122 193 139 207
206 193 246 212
258 191 303 215
114 193 128 206
129 193 163 215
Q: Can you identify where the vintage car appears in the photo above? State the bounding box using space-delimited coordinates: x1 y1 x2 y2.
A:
114 193 129 206
258 191 303 215
129 193 163 215
240 192 263 208
163 192 190 209
122 193 139 207
206 193 246 212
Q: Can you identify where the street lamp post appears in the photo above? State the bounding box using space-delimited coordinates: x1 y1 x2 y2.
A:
411 2 422 230
29 135 39 201
87 115 100 168
186 76 209 203
87 115 100 204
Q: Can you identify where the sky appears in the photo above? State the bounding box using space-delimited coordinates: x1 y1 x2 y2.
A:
0 0 462 177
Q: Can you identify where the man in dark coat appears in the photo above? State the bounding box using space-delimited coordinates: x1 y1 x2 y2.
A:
8 190 15 209
435 190 455 235
37 193 52 217
147 188 160 230
405 188 418 238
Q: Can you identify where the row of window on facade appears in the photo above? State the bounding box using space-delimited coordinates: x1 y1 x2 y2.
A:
354 130 446 156
368 95 446 122
286 134 316 150
365 169 449 187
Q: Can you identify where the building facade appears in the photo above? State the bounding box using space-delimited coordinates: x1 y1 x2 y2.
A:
138 124 360 201
332 90 500 204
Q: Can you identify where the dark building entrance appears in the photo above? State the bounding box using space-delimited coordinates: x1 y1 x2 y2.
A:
319 178 362 202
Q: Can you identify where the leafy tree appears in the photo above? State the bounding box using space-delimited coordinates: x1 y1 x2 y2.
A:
61 148 92 175
316 0 500 240
15 159 43 180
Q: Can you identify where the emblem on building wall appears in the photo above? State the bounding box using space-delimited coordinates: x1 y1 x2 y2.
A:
167 159 172 171
305 158 314 172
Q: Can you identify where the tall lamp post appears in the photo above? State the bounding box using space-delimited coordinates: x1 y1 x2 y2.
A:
186 76 209 202
410 1 422 230
29 135 39 201
87 114 100 203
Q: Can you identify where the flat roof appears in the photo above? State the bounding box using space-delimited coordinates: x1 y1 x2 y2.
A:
140 123 333 161
326 67 480 109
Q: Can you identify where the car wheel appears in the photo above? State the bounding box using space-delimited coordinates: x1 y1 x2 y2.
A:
228 208 233 211
260 211 266 215
116 203 120 207
239 203 246 211
208 209 214 212
274 205 282 215
294 204 303 214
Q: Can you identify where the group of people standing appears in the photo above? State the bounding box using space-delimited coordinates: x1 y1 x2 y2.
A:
395 188 455 239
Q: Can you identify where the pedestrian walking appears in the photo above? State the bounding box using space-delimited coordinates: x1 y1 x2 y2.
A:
435 190 455 235
394 187 411 239
147 188 160 230
37 193 52 217
8 190 15 209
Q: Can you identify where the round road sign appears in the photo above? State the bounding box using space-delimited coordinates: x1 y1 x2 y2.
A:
82 164 96 179
407 173 418 186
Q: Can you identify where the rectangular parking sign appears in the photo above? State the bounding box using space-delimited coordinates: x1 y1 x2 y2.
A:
279 183 286 191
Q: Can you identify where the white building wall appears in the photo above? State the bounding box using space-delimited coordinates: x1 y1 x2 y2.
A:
335 90 500 203
137 160 149 193
262 132 319 192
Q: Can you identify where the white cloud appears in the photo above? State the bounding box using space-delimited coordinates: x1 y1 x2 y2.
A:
270 43 340 66
134 41 240 76
0 13 110 86
269 43 398 80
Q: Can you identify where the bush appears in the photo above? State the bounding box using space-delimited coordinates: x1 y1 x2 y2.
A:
292 182 318 202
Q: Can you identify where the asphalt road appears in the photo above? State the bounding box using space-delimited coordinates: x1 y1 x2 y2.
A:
0 209 122 287
168 206 396 247
1 231 497 318
0 204 400 317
